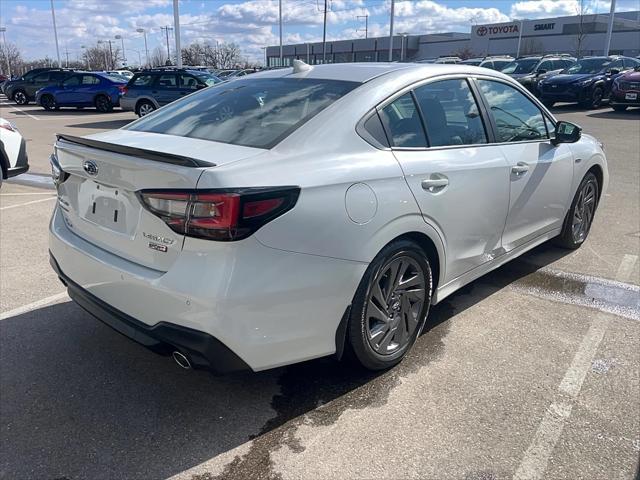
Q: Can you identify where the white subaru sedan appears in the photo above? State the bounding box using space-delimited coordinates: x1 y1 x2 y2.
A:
49 61 607 373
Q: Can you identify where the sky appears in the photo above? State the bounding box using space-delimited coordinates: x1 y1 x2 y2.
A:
1 0 639 64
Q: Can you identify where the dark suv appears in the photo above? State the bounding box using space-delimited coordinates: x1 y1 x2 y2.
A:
5 68 76 105
500 55 576 96
120 68 222 117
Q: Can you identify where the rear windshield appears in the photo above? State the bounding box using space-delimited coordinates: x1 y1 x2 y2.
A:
500 58 539 74
563 58 610 74
126 78 360 148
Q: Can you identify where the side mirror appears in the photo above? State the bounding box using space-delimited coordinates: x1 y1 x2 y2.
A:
552 121 581 145
537 69 547 76
607 68 620 75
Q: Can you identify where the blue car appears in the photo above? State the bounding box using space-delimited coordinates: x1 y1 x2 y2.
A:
35 72 127 113
538 55 640 109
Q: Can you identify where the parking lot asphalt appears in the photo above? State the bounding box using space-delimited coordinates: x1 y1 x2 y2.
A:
0 97 638 480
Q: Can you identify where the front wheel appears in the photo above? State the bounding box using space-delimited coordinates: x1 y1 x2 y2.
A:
40 94 56 111
348 240 432 371
95 95 113 113
556 172 599 249
13 90 28 105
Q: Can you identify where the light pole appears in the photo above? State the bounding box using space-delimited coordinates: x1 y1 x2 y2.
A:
0 27 11 78
398 32 408 62
515 19 524 57
80 45 90 70
357 14 368 39
388 0 395 62
129 48 142 66
173 0 182 68
50 0 62 67
97 40 114 70
279 0 283 65
604 0 616 56
136 28 149 67
115 35 126 67
160 26 173 64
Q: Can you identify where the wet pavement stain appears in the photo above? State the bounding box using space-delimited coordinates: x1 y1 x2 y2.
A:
206 305 453 480
507 266 640 320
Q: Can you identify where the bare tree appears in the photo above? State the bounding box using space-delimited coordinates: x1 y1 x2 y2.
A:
0 42 23 77
521 38 545 56
181 43 205 66
79 44 122 70
453 46 476 60
575 0 590 58
149 45 167 68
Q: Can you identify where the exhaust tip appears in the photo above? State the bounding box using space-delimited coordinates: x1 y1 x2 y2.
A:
172 351 192 370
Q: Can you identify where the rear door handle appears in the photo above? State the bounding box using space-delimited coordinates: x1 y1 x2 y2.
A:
511 162 530 176
421 176 449 193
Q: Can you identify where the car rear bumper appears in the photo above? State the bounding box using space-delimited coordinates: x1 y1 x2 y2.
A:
2 137 29 178
610 93 640 107
49 206 366 371
119 96 136 112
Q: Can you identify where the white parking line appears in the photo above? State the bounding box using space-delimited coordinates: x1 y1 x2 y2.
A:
0 104 40 120
0 291 69 321
0 192 57 196
513 254 638 480
0 196 56 210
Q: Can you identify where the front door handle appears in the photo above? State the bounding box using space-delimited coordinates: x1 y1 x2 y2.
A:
421 176 449 193
511 162 530 176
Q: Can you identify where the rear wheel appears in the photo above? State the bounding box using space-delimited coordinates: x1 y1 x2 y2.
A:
95 94 113 113
136 100 156 117
556 172 599 249
582 87 604 109
612 105 628 112
41 94 56 111
348 240 432 371
13 90 28 105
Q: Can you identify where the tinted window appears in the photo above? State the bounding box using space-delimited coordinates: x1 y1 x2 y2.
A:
50 71 69 81
362 112 389 148
81 75 100 85
131 74 154 86
608 59 624 70
564 58 611 74
33 72 50 82
477 80 548 143
62 75 81 87
624 58 640 68
127 78 359 149
379 93 427 148
414 79 487 147
537 60 553 72
500 58 539 74
157 74 177 87
179 74 199 89
103 74 126 83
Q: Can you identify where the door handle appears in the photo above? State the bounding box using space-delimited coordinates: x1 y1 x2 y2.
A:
421 176 449 193
511 162 530 176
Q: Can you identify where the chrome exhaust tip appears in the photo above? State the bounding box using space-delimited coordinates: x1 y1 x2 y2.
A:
172 351 192 370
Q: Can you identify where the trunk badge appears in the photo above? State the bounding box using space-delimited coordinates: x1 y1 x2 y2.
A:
83 160 99 176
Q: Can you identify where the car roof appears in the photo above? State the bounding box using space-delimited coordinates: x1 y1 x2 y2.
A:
246 62 515 85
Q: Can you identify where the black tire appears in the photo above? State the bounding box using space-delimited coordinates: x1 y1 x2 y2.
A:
612 105 628 112
542 100 555 108
95 94 113 113
582 87 604 109
40 94 56 111
347 239 433 371
136 100 156 117
13 90 28 105
556 172 599 249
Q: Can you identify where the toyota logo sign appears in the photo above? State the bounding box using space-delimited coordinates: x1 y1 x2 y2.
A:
477 26 488 36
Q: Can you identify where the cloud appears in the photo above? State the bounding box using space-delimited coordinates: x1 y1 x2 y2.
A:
509 0 579 19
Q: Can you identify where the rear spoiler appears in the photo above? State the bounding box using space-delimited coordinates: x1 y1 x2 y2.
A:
56 134 215 168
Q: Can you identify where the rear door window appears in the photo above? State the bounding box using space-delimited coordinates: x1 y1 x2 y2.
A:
413 79 487 147
179 74 199 90
157 74 177 88
378 93 427 148
131 74 154 87
32 72 50 83
62 75 81 87
81 75 100 85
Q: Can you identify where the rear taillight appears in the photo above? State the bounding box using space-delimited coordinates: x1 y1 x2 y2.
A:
137 187 300 241
118 85 127 94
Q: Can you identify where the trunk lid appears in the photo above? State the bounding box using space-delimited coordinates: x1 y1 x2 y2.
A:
54 130 264 271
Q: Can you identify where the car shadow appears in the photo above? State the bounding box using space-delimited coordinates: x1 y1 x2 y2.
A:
0 243 571 479
67 119 134 129
587 109 640 120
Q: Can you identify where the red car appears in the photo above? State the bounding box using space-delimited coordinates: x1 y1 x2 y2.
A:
610 67 640 111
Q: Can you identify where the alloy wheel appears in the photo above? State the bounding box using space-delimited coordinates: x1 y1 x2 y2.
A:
14 91 27 105
42 95 55 110
96 96 111 112
138 103 155 116
365 255 426 356
571 180 597 243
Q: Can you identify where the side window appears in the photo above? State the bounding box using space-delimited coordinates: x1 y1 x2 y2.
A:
82 75 100 85
624 58 640 68
477 79 548 143
33 73 50 83
608 59 624 70
538 60 553 72
378 93 427 148
50 72 67 81
179 74 198 89
361 111 389 148
413 79 487 147
62 75 80 87
132 74 154 86
157 74 177 87
544 116 555 138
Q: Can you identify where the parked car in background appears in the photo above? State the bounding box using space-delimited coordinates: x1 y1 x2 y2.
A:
0 118 29 188
461 56 514 71
215 69 238 78
512 56 576 96
106 70 134 80
538 56 640 108
36 72 127 113
5 68 76 105
610 66 640 111
434 56 461 64
48 62 607 374
120 68 222 117
226 68 257 78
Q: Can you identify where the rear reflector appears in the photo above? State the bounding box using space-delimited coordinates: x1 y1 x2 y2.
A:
137 187 300 241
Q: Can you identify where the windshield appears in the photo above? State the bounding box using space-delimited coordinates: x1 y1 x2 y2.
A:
103 74 127 83
192 72 222 86
563 58 610 74
500 58 539 74
126 78 360 148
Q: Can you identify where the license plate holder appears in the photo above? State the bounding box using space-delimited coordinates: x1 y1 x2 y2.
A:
81 181 126 232
625 92 637 100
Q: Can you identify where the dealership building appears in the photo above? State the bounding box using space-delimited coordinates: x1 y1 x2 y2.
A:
266 11 640 66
